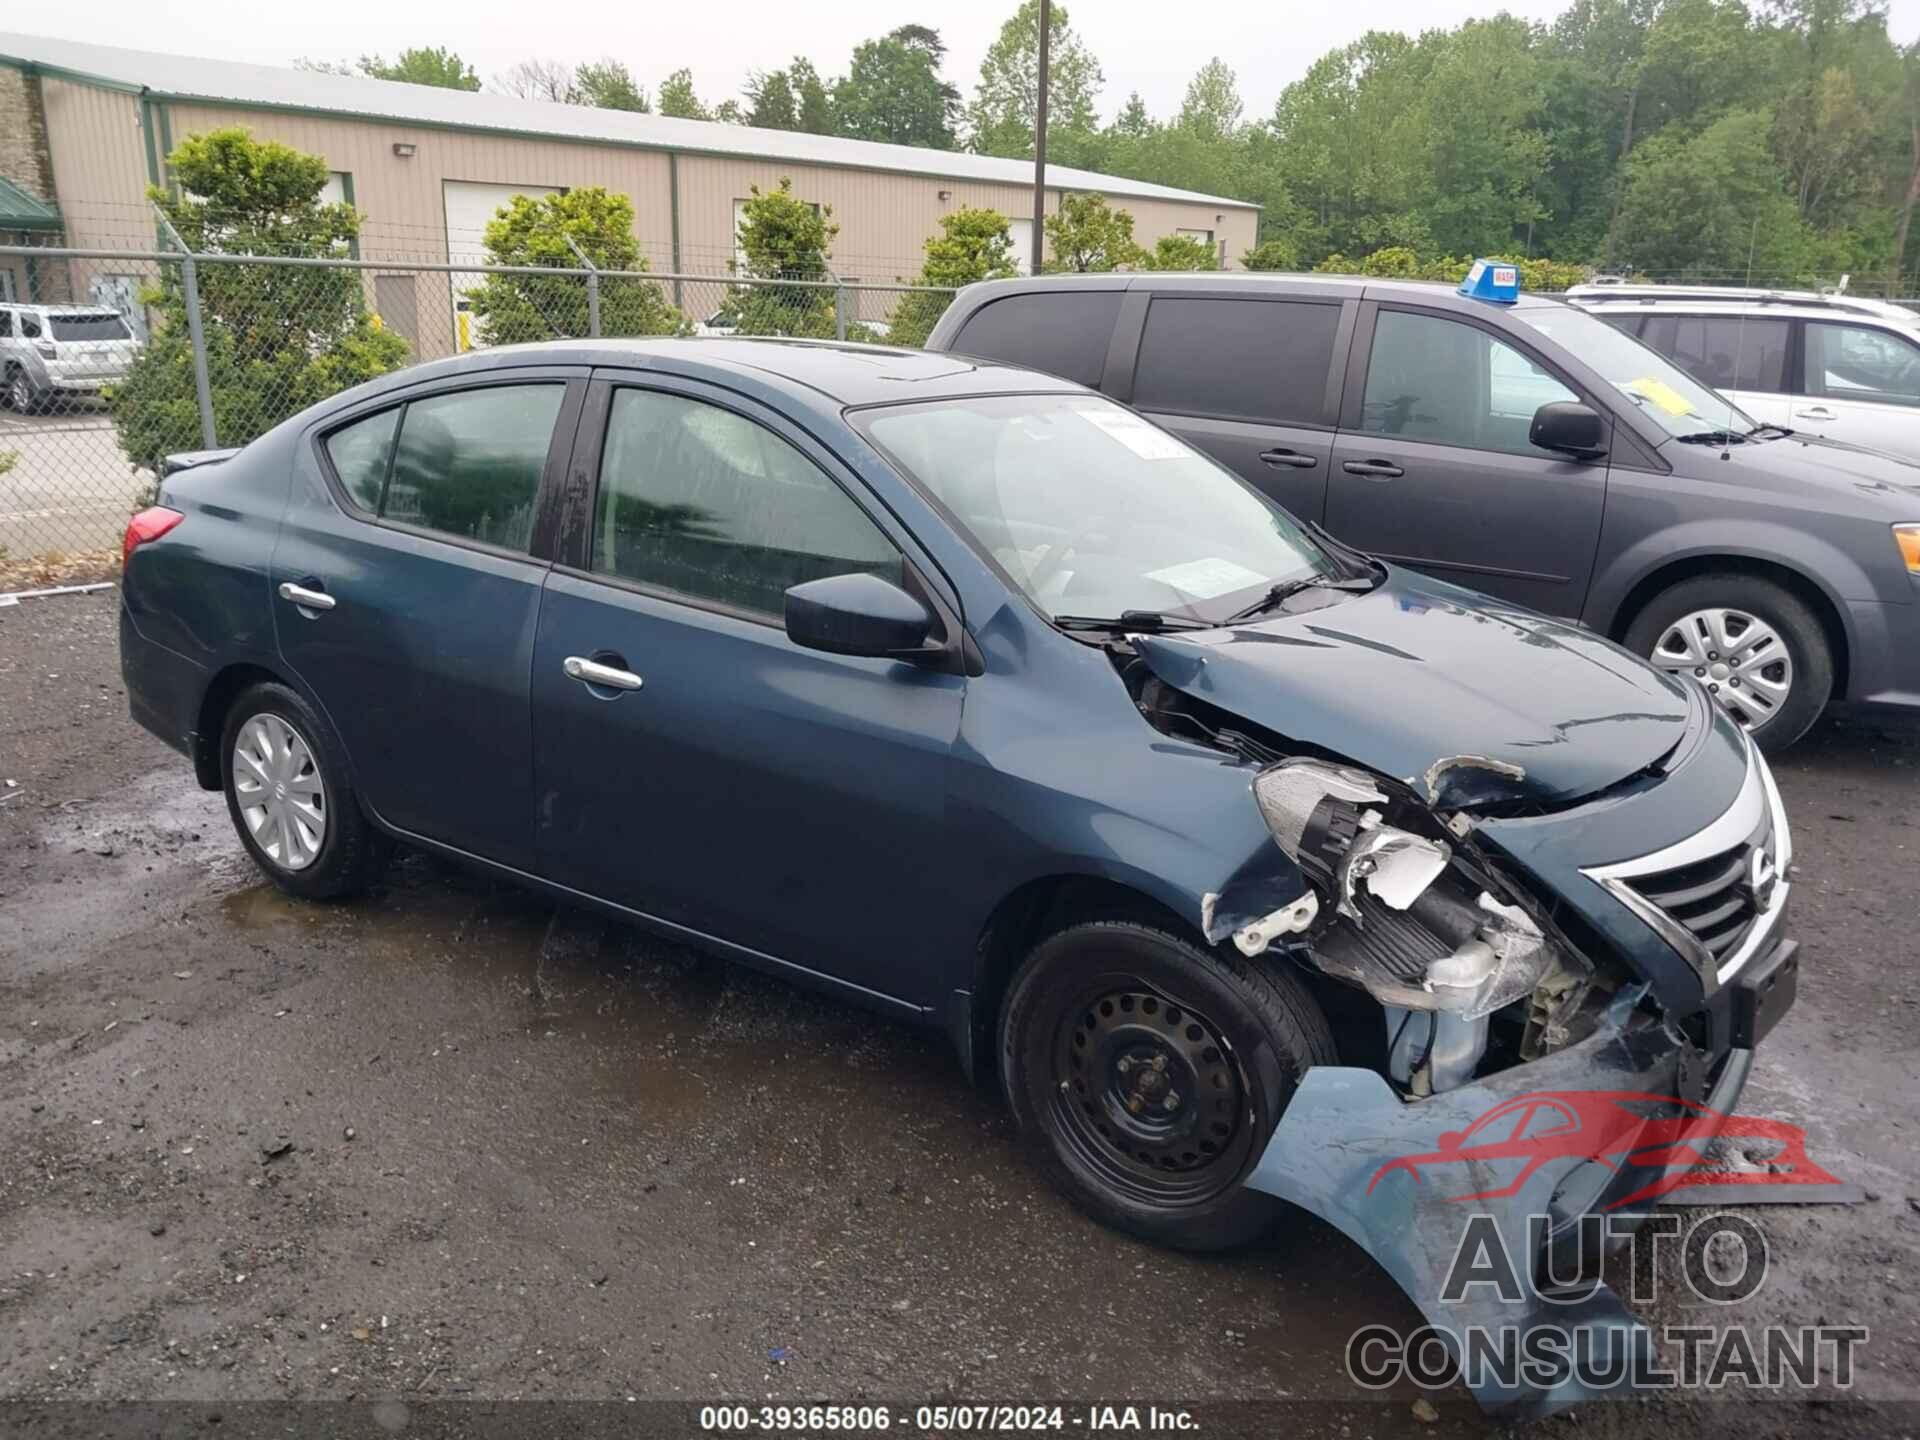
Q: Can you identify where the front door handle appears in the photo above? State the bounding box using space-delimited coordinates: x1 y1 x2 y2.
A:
563 655 644 692
277 581 336 612
1342 459 1404 479
1794 406 1835 420
1258 448 1318 469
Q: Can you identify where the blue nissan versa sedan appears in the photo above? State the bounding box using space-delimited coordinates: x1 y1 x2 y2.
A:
121 338 1798 1415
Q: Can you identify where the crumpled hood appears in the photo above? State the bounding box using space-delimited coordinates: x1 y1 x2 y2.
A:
1132 569 1694 808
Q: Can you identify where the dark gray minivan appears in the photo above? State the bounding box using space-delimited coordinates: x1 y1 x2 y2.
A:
925 273 1920 749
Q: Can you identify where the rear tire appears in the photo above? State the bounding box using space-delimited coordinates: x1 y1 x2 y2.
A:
5 367 38 415
1623 574 1832 753
998 919 1336 1252
219 681 389 900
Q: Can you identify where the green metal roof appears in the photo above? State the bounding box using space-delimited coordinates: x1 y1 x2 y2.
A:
0 176 61 230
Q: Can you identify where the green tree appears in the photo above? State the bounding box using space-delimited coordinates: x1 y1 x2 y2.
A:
1147 233 1218 270
834 25 959 148
791 59 836 134
966 1 1104 159
465 187 686 345
1612 108 1813 279
720 179 841 336
108 129 408 477
745 68 799 129
360 47 481 90
1242 237 1300 270
657 68 709 120
888 207 1019 345
1044 192 1145 272
572 58 650 112
1177 58 1243 142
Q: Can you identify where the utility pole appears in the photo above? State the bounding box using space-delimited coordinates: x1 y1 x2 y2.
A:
1031 0 1050 275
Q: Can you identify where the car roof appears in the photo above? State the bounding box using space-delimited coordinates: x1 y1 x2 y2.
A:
346 336 1087 409
948 269 1571 315
1568 283 1920 326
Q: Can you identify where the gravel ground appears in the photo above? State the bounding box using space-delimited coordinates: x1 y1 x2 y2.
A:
1 589 1916 1438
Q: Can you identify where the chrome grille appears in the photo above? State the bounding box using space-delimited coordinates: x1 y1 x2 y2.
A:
1582 741 1791 991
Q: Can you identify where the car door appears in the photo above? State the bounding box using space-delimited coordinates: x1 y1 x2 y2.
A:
529 373 965 1008
1795 320 1920 458
1117 291 1352 524
272 368 585 869
1636 311 1795 429
1324 303 1609 617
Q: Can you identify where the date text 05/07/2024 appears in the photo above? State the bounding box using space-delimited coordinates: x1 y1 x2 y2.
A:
698 1405 1200 1432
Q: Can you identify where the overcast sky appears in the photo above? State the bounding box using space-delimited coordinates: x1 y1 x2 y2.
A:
28 0 1920 123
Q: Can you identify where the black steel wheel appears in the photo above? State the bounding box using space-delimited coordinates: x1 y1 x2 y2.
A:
1000 919 1336 1252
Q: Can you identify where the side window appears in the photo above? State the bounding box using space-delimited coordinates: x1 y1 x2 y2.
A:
0 310 12 338
593 388 902 618
19 312 40 339
1359 311 1578 457
1132 297 1341 426
1593 311 1643 338
1641 314 1789 393
951 291 1123 387
323 408 401 512
324 385 562 551
1804 322 1920 407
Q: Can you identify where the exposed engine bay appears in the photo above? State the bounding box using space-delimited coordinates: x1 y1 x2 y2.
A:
1125 659 1615 1097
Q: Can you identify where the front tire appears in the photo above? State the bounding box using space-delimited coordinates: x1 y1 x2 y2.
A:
219 682 388 900
999 920 1336 1252
1623 574 1832 752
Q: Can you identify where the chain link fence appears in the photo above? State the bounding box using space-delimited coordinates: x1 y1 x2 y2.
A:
0 241 956 575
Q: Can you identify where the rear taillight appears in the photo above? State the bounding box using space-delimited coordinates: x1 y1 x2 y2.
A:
123 506 183 567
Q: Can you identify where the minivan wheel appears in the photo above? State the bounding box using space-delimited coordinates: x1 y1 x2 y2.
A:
999 920 1336 1252
1623 574 1832 752
220 682 390 900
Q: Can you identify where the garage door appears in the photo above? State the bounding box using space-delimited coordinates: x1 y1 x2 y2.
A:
443 180 561 351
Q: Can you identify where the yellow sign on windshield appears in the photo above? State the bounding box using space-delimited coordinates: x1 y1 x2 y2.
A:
1624 376 1697 417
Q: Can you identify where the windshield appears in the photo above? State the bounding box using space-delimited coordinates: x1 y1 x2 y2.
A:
49 311 131 343
1513 303 1754 438
855 393 1335 624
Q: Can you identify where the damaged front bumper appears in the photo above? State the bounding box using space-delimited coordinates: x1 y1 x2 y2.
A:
1244 939 1800 1420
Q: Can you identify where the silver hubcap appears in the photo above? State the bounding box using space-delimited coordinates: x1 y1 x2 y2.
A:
232 714 327 870
9 374 26 409
1650 607 1794 731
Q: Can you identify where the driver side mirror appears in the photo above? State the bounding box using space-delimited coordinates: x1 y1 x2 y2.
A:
785 572 936 660
1530 401 1608 458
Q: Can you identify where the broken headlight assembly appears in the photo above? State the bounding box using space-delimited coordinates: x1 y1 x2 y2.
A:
1245 758 1598 1096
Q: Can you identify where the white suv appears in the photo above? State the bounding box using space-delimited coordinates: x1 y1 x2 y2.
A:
1567 283 1920 462
0 302 139 413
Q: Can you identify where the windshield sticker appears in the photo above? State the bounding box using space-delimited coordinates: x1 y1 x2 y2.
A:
1079 407 1190 460
1623 376 1697 417
1145 556 1268 600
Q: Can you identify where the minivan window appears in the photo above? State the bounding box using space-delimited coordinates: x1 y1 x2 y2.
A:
1133 297 1340 427
1640 314 1789 394
857 393 1331 624
1804 322 1920 407
1511 303 1752 437
951 292 1122 388
49 311 132 343
594 388 901 617
380 385 562 551
1359 311 1578 457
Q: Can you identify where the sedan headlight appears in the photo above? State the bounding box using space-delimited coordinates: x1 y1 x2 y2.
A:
1896 523 1920 575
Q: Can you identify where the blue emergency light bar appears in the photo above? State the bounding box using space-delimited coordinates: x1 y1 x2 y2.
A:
1458 259 1521 304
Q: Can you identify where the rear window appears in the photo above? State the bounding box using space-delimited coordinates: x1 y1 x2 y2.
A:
1132 297 1341 426
950 291 1122 388
49 311 131 342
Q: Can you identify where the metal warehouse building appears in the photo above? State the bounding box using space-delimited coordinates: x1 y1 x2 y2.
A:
0 30 1259 330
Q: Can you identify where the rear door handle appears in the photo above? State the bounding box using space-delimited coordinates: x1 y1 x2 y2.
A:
277 581 336 612
1258 448 1318 469
1794 406 1835 420
563 655 644 692
1342 460 1404 479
